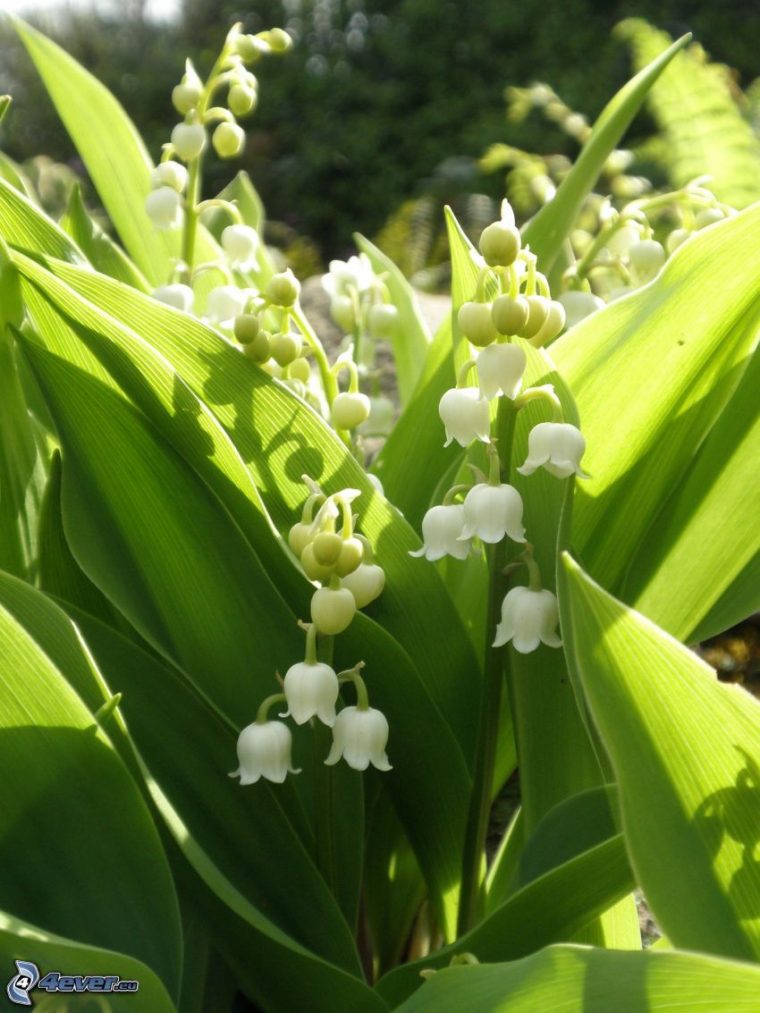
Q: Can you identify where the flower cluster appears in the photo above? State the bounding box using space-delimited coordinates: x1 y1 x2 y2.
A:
230 480 390 785
412 202 590 653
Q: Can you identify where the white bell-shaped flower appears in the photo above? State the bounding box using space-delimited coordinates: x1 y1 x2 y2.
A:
206 285 250 327
229 720 300 784
322 255 375 299
222 224 260 270
439 387 490 448
409 504 470 561
459 483 526 544
152 284 194 313
281 661 340 726
476 343 526 400
493 586 562 653
325 706 392 772
341 563 385 608
517 422 589 479
145 186 182 230
171 122 207 162
150 159 188 193
558 290 604 329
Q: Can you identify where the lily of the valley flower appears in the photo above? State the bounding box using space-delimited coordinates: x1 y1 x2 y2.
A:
410 504 470 561
439 387 490 448
493 586 562 654
517 422 589 479
459 483 526 544
476 343 526 400
229 719 300 784
340 563 386 608
221 224 260 270
206 285 250 327
153 284 194 313
325 706 392 772
322 254 375 300
281 660 340 726
311 586 356 635
145 186 182 230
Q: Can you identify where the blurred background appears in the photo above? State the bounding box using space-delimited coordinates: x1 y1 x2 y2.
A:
2 0 760 277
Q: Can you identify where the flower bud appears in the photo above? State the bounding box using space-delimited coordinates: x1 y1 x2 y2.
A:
312 531 344 566
206 285 249 327
341 563 385 608
459 483 526 544
476 343 526 400
288 521 313 556
145 186 182 230
261 27 293 53
281 661 340 726
529 299 566 347
235 33 267 62
518 296 550 339
266 269 301 307
367 303 398 338
330 295 356 332
491 294 529 336
243 331 272 363
666 228 691 253
152 283 194 313
479 221 521 267
331 392 371 430
628 240 666 284
325 706 391 771
334 536 364 577
172 82 202 115
150 160 188 193
229 720 300 784
517 422 589 479
457 301 499 347
289 358 311 383
409 504 469 561
311 586 356 634
438 387 490 448
270 331 302 367
234 312 260 344
558 290 604 329
213 121 246 159
229 84 258 118
493 587 562 653
221 224 260 270
301 543 334 582
695 207 725 229
171 122 207 162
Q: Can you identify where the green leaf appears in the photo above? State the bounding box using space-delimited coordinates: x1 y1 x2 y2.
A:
552 205 760 637
11 17 174 283
60 183 150 291
0 909 178 1013
0 176 84 262
521 33 690 280
560 552 760 961
0 585 182 996
354 233 431 405
392 945 760 1013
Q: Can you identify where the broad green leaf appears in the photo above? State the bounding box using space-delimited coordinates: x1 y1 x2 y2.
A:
623 343 760 642
0 150 36 200
552 205 760 636
60 183 150 291
11 17 171 283
0 909 178 1013
354 233 431 405
560 552 760 961
521 33 690 281
17 253 479 938
376 834 633 1006
393 945 760 1013
0 176 84 262
0 589 181 996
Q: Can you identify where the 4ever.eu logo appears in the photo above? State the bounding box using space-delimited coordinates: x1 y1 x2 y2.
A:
6 960 139 1006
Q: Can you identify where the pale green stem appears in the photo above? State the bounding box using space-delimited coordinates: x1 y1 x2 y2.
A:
256 693 287 723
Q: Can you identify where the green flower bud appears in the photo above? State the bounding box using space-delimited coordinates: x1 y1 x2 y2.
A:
288 521 313 556
233 313 260 344
266 269 301 307
301 543 335 582
259 28 293 53
340 563 385 608
313 531 344 566
311 586 356 634
330 295 356 332
491 294 529 336
367 302 398 338
331 391 370 430
518 296 550 339
334 537 365 577
529 299 566 347
172 82 202 115
228 84 258 118
243 331 272 364
457 301 499 347
235 34 267 63
478 221 521 267
695 207 725 229
666 228 691 254
289 357 311 383
270 331 302 367
171 122 207 162
212 121 246 159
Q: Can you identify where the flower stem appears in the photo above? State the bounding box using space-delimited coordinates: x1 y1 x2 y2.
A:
457 398 515 935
